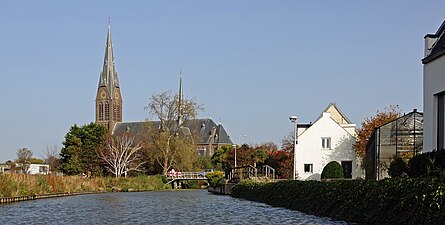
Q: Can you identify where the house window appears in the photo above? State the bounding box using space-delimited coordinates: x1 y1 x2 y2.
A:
438 93 445 150
304 164 313 173
321 137 331 149
197 147 207 156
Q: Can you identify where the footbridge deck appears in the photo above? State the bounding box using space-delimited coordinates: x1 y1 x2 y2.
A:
166 172 208 185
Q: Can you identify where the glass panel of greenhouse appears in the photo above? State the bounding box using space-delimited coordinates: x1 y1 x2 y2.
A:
365 110 423 180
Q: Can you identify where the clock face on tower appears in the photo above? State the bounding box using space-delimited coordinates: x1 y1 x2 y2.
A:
114 92 120 100
100 91 106 99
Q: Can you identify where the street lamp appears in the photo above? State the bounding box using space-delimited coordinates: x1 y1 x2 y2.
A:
233 134 247 169
232 144 237 168
289 115 298 180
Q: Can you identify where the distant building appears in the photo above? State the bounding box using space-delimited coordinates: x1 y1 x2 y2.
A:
365 110 423 180
0 164 10 173
422 20 445 152
27 164 50 175
95 21 232 155
295 103 361 180
112 118 232 156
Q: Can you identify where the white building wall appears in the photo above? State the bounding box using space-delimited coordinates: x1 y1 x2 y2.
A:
27 164 49 175
423 56 445 152
296 112 361 180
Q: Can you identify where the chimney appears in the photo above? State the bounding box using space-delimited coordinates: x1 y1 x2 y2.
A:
424 34 437 58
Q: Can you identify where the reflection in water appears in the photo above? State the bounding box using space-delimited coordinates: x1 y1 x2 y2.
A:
0 190 347 225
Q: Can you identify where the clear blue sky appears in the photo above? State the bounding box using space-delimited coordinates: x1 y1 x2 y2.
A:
0 1 444 162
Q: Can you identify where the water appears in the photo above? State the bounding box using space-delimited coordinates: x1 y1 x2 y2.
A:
0 190 347 225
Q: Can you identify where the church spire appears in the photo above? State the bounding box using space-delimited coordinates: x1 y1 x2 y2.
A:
99 17 120 96
96 18 122 131
178 70 183 126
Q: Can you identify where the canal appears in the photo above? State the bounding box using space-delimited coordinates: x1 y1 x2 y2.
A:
0 190 347 224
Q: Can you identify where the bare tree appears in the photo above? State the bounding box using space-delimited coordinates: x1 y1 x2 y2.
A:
43 144 61 173
98 134 145 177
281 131 295 152
144 90 203 174
16 148 33 173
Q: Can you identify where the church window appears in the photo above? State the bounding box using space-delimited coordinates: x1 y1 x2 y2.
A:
117 103 121 120
113 105 117 120
99 102 104 121
105 102 110 121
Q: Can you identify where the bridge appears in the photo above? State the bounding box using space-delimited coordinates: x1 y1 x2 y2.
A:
165 171 208 187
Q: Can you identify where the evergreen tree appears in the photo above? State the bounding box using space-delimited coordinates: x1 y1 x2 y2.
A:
60 123 107 176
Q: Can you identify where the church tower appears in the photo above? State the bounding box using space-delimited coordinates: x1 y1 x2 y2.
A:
95 19 122 131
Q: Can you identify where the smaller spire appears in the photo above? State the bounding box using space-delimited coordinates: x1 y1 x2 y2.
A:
178 70 184 126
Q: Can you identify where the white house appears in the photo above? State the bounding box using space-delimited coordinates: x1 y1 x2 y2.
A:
423 21 445 152
295 103 361 180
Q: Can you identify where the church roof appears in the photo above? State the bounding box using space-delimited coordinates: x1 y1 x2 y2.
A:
98 20 120 97
423 21 445 64
112 118 233 145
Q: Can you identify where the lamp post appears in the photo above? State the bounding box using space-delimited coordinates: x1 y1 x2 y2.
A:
232 144 237 168
289 115 298 180
233 134 246 169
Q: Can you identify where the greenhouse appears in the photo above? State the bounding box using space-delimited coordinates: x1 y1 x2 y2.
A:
365 110 423 180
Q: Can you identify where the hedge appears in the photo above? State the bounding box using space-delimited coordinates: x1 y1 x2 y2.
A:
232 179 445 225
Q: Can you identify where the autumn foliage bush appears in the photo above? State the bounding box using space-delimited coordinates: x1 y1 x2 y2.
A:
353 106 400 159
232 179 445 225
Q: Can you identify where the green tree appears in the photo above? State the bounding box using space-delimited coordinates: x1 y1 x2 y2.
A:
60 123 107 176
211 145 231 171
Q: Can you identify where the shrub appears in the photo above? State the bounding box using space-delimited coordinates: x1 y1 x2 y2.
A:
206 171 225 188
388 156 407 178
408 150 445 178
321 161 344 179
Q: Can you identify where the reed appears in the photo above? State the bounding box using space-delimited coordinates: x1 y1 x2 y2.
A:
0 174 163 198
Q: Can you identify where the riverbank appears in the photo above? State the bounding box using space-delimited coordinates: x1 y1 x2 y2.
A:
231 178 445 225
0 174 165 199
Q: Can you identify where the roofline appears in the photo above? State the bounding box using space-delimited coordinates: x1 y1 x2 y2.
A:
371 110 423 130
314 103 353 124
422 48 445 64
422 21 445 64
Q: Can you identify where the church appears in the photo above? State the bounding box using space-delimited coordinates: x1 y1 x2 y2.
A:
94 22 232 156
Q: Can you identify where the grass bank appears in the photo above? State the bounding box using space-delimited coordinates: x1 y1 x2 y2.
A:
232 178 445 225
0 174 164 198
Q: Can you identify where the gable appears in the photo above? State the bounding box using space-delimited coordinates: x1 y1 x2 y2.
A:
324 104 351 125
299 113 352 140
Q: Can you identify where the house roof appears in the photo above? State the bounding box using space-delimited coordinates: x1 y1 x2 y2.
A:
314 103 352 125
112 118 233 145
423 21 445 64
